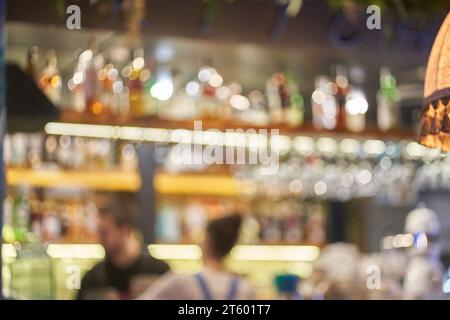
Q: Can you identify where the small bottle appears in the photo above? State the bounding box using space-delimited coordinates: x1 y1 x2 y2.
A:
285 93 304 127
312 76 338 130
266 73 284 124
128 49 147 117
26 46 39 83
82 50 104 116
377 68 400 132
345 88 368 133
12 192 30 243
334 65 350 130
38 50 62 105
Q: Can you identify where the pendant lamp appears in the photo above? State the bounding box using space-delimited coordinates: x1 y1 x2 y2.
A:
419 12 450 152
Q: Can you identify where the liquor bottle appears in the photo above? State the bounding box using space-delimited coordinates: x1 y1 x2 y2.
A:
285 93 304 128
333 66 350 130
377 68 400 132
245 90 269 126
29 194 43 241
38 50 62 106
266 73 284 124
312 76 338 130
196 66 222 119
81 48 104 116
127 49 147 117
345 88 368 133
98 61 118 114
12 193 30 243
41 200 61 242
26 46 39 83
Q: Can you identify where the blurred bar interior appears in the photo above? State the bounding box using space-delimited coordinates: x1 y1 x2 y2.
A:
1 0 450 300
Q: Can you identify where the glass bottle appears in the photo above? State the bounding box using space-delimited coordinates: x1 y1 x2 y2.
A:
12 192 30 243
333 66 350 130
26 46 39 83
312 76 338 130
38 50 62 106
377 68 400 132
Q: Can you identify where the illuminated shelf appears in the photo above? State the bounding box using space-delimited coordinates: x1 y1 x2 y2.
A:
2 243 320 262
6 168 141 192
60 110 415 141
6 168 240 196
155 173 239 196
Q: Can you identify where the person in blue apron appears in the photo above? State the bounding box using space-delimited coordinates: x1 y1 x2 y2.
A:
138 214 254 300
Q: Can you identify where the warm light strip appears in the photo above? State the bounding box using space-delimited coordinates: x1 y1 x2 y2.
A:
46 244 105 259
154 174 240 196
6 168 141 192
148 244 203 260
44 122 280 149
45 122 427 158
2 244 17 259
2 244 320 262
6 168 241 196
229 245 320 262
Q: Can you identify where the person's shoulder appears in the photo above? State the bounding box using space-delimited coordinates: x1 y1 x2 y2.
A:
237 276 255 299
77 260 107 299
137 272 193 300
83 260 106 281
139 253 170 274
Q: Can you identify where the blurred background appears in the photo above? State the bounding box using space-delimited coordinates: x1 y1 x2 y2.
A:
1 0 450 300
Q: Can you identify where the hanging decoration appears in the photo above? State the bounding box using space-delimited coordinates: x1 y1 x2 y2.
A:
123 0 146 48
419 11 450 152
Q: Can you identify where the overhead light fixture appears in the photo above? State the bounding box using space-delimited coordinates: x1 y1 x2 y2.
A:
419 12 450 152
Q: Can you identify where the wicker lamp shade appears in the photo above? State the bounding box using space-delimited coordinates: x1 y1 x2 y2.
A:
419 12 450 152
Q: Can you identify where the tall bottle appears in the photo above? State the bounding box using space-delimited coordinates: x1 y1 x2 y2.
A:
311 76 338 130
377 68 400 132
26 46 39 83
333 66 350 130
38 50 62 106
12 192 30 243
345 88 368 133
266 73 284 124
127 48 147 117
98 60 120 114
85 50 103 115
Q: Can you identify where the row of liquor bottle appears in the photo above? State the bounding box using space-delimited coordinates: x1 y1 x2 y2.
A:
2 189 99 244
4 133 138 171
28 46 400 132
156 199 327 245
2 190 327 246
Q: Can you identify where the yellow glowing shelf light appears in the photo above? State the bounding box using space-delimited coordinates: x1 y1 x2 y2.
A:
6 168 140 192
154 173 239 196
2 244 320 262
230 245 320 262
6 168 240 196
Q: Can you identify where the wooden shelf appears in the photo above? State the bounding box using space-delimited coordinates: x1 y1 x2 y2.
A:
154 172 239 197
60 110 415 141
6 167 240 196
6 168 140 192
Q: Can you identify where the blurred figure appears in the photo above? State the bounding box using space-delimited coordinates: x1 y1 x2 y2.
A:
77 195 169 300
138 214 254 300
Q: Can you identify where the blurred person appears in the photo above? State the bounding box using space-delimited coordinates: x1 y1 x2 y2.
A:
138 214 254 300
77 195 169 300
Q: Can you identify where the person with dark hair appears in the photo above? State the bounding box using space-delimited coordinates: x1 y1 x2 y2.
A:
138 214 254 300
77 194 169 300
